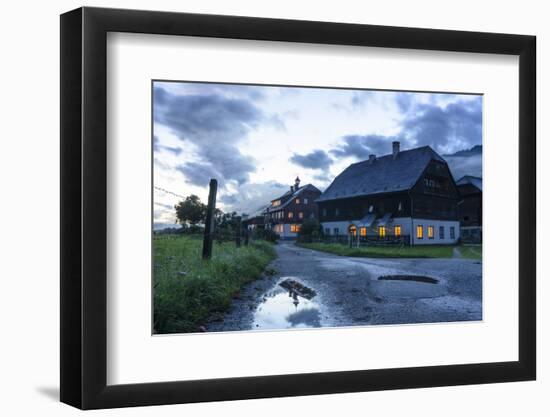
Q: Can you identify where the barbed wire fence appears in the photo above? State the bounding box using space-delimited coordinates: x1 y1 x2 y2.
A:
154 181 251 259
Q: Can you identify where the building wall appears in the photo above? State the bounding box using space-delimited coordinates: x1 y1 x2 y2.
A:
272 223 300 239
321 216 460 245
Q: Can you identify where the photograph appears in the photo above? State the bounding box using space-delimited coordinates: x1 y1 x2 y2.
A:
152 81 483 334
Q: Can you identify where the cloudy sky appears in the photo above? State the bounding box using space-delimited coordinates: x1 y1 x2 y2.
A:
153 81 482 229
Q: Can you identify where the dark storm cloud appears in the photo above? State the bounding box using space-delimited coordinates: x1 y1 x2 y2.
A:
395 92 414 112
401 98 482 153
219 181 289 214
154 86 265 187
330 134 403 159
154 135 183 156
290 150 333 170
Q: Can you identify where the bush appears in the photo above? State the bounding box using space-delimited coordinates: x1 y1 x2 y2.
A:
297 219 322 242
251 228 280 243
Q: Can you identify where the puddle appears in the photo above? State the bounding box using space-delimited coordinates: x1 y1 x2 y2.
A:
378 275 439 284
252 278 321 330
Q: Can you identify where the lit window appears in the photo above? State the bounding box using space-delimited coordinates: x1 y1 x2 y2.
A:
428 226 434 239
360 227 367 236
295 198 300 204
290 224 301 233
273 200 280 207
349 225 357 236
299 212 304 219
288 212 293 219
379 226 386 238
450 226 455 239
439 226 444 239
394 226 401 236
416 225 423 239
304 198 308 204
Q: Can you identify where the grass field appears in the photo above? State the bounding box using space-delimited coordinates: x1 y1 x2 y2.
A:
456 245 483 260
153 235 276 334
297 242 456 258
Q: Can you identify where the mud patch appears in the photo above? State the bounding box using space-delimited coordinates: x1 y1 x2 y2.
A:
378 275 439 284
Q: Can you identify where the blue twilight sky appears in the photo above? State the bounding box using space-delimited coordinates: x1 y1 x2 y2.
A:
153 81 482 228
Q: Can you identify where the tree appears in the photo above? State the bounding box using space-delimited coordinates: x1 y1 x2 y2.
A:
175 195 206 226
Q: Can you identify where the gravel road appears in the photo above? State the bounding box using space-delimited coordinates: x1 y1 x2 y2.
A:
207 241 482 332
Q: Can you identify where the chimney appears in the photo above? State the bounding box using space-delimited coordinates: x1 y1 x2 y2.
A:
392 141 400 158
294 176 301 190
369 154 376 163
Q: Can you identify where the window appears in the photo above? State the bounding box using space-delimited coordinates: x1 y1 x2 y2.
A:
398 201 403 211
290 224 301 233
288 212 293 219
394 226 401 237
428 226 434 239
349 225 357 236
304 198 309 204
334 228 339 236
450 226 456 239
298 212 304 219
416 225 424 239
325 228 331 235
368 205 374 213
274 224 283 233
360 227 367 236
439 226 444 239
322 208 327 216
272 200 281 207
379 226 386 238
335 208 340 216
295 198 300 204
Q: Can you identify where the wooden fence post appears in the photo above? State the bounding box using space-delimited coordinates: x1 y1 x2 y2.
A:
235 216 242 248
202 179 217 260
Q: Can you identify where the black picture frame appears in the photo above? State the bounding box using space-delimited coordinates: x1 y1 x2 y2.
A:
60 6 536 410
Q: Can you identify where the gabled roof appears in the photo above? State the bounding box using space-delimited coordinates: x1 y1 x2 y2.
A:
269 184 321 211
456 175 482 191
317 146 446 202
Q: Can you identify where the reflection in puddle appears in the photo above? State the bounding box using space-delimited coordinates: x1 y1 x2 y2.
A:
252 278 321 330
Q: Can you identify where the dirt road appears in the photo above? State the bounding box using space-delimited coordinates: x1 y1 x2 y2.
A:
207 241 482 332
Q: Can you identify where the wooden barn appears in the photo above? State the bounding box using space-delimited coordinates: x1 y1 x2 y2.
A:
265 177 321 239
316 142 461 245
456 175 482 243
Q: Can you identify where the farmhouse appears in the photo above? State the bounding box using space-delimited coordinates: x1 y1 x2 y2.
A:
456 175 482 243
265 177 322 240
317 142 461 245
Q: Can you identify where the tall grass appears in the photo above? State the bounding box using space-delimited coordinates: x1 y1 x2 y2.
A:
297 242 454 258
153 235 276 334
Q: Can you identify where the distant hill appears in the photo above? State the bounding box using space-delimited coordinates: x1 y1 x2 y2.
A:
444 145 482 157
